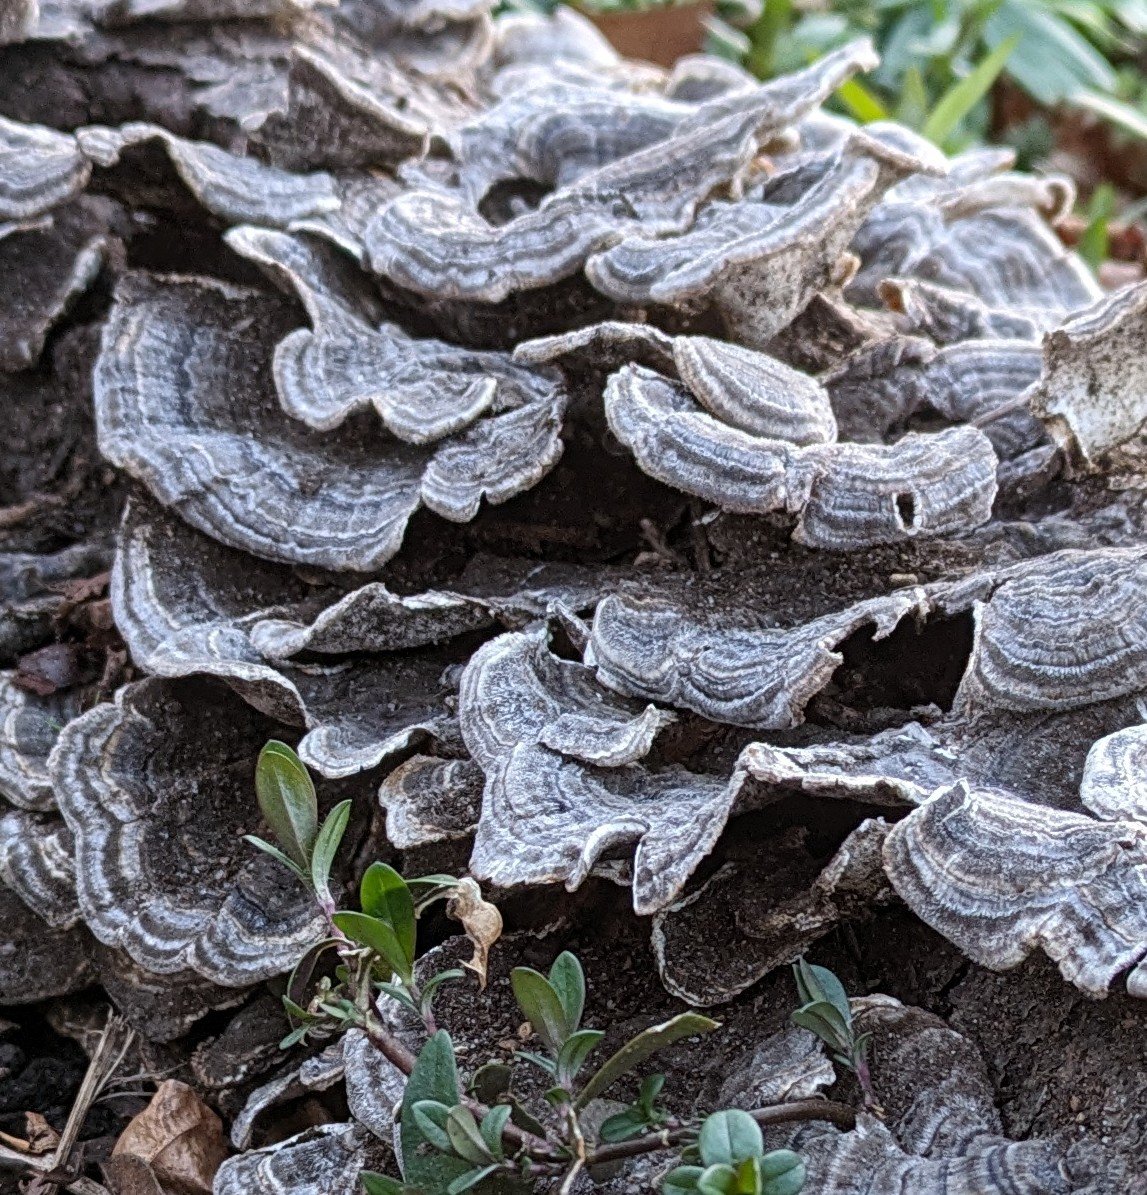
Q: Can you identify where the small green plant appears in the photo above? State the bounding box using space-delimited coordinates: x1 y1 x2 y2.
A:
789 958 879 1115
247 741 859 1193
735 0 1147 152
662 1110 805 1195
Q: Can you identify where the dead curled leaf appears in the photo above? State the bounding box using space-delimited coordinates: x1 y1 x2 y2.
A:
109 1080 230 1195
446 877 503 990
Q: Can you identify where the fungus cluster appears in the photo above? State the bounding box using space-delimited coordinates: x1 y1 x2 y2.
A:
3 0 1147 1188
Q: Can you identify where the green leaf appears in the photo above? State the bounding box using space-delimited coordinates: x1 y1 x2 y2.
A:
377 982 419 1015
400 1033 470 1190
446 1165 502 1195
895 65 929 131
469 1062 512 1105
310 799 351 896
793 998 850 1040
543 1085 573 1107
794 960 851 1027
699 1110 763 1168
548 951 586 1035
575 1013 719 1108
516 1050 557 1077
361 1173 405 1195
761 1149 805 1195
556 1028 604 1085
986 2 1114 105
510 967 569 1055
254 741 317 870
281 996 317 1024
446 1106 495 1166
791 1003 852 1052
922 35 1019 147
661 1166 704 1195
1073 89 1147 141
279 1025 308 1049
244 835 308 884
696 1163 739 1195
599 1108 649 1143
412 1100 455 1154
360 863 416 969
332 911 413 984
1078 181 1117 267
479 1105 511 1159
420 968 465 1012
507 1098 548 1139
638 1073 665 1115
835 76 889 123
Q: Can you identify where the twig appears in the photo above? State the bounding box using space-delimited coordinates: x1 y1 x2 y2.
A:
51 1014 135 1178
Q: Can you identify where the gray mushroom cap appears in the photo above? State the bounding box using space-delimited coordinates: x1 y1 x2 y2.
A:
0 115 90 219
50 677 330 984
884 781 1147 999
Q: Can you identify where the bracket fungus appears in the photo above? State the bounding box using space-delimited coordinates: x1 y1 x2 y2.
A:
5 6 1147 1188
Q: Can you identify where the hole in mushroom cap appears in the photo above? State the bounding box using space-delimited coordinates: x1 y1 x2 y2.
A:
476 178 551 226
895 491 917 528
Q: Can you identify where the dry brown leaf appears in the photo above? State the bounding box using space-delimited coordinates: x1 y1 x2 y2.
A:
446 877 503 990
23 1112 59 1155
103 1153 166 1195
111 1080 229 1195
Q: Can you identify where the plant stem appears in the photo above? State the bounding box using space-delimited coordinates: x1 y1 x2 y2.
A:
581 1100 858 1167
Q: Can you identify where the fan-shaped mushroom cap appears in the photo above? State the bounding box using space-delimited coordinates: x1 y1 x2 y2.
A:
672 334 837 444
585 588 930 729
227 225 565 444
883 782 1147 997
459 628 673 769
213 1123 373 1195
95 945 246 1042
247 42 431 172
913 339 1044 458
514 320 677 376
0 541 113 661
1029 281 1147 468
951 549 1147 718
0 199 110 372
96 272 565 569
583 147 880 332
111 498 612 778
0 672 77 811
879 276 1046 344
491 6 619 76
50 677 329 984
442 81 692 204
378 755 482 849
95 273 430 571
1081 723 1147 824
75 122 338 227
366 42 880 303
785 994 1106 1194
0 807 77 927
852 198 1100 320
0 115 89 219
468 710 944 916
716 1027 835 1108
604 365 997 548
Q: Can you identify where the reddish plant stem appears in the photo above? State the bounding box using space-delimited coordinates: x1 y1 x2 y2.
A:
580 1100 857 1167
